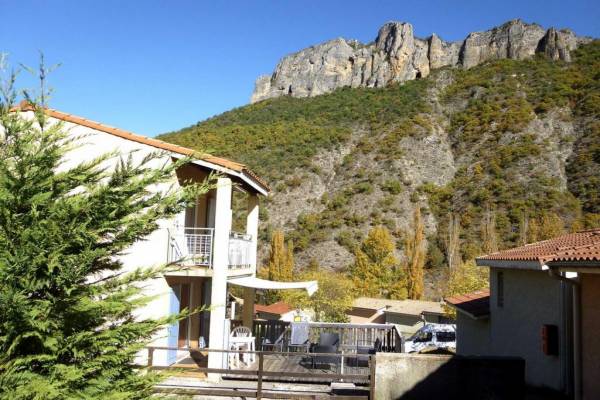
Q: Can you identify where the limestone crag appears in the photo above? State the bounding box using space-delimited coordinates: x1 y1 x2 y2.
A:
251 19 589 103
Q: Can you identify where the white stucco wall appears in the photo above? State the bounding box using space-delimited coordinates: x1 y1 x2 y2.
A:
27 112 186 366
489 267 563 391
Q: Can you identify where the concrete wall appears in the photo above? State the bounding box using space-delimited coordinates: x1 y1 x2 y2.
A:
489 268 563 391
374 353 524 400
455 312 490 355
581 273 600 400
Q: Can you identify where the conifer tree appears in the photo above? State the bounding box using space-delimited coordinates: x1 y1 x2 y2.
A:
405 207 425 300
0 63 209 399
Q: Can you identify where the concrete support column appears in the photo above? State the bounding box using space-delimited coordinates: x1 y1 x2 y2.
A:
242 287 256 330
246 194 259 275
241 194 259 331
207 177 232 377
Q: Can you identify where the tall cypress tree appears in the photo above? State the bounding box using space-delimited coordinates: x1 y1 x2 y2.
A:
0 64 209 399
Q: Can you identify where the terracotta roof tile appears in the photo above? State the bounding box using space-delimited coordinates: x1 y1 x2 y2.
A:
445 289 490 318
477 229 600 265
15 102 269 192
254 301 291 315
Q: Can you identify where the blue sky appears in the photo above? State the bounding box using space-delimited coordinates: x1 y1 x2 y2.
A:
1 1 598 137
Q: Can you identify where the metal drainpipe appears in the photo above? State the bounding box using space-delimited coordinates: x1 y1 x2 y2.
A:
545 265 581 400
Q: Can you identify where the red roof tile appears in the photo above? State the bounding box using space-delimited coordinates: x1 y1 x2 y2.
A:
14 102 269 192
477 229 600 266
445 289 490 319
254 301 292 315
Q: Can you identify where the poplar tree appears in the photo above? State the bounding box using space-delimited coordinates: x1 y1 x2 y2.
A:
445 213 461 269
260 230 294 303
405 207 425 300
481 204 499 254
0 63 209 399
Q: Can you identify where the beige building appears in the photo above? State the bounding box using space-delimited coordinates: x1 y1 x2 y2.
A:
348 297 451 336
15 104 316 375
447 229 600 400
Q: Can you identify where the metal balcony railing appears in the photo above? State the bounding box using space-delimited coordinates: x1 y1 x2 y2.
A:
168 228 253 270
228 232 253 269
169 227 214 267
184 228 214 266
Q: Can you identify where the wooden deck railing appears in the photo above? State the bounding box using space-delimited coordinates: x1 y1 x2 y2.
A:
146 346 374 399
231 319 403 352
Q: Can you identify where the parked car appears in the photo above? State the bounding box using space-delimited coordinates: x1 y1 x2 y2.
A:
404 323 456 353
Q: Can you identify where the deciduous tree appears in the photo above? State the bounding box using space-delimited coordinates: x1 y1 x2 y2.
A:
349 226 407 299
405 207 425 300
259 230 294 303
443 260 489 318
283 262 353 322
444 213 461 269
481 204 499 254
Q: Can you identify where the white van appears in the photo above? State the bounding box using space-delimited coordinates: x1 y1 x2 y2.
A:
404 323 456 353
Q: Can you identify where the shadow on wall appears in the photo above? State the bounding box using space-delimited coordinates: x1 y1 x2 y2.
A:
374 353 525 400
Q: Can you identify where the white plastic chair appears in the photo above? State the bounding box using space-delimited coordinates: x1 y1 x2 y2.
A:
229 326 254 366
231 326 252 337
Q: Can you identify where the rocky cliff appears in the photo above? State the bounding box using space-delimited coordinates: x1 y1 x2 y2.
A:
251 19 589 103
161 31 599 300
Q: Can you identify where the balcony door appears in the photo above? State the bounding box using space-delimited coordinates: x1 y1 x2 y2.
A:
184 194 214 232
206 195 216 229
177 283 191 348
184 200 199 234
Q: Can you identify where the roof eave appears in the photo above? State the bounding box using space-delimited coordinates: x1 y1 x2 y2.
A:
446 303 490 320
475 258 543 270
169 154 269 196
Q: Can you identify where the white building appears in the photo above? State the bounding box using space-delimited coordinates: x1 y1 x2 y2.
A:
17 104 316 372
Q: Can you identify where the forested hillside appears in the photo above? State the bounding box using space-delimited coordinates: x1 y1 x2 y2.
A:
159 42 600 298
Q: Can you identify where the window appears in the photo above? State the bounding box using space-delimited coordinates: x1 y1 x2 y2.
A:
410 331 433 343
436 332 456 342
497 271 504 308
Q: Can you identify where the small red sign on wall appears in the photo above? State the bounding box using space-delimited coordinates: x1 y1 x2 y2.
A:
542 324 559 356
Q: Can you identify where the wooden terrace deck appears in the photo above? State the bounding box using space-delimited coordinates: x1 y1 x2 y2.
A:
173 349 371 384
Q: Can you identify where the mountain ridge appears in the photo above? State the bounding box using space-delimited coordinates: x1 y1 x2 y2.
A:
251 19 592 103
160 32 599 299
